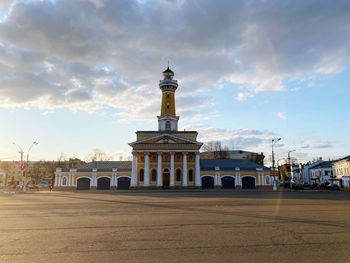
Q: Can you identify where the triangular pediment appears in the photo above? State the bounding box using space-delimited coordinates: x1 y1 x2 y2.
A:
129 133 200 146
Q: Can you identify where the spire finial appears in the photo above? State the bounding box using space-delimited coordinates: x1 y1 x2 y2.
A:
167 60 169 68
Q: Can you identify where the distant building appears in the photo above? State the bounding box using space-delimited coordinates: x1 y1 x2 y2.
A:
0 169 6 187
309 161 337 185
332 155 350 188
200 150 265 165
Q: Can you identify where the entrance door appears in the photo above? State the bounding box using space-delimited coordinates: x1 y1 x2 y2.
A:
202 176 214 189
77 178 90 190
222 176 235 189
163 169 170 189
97 177 111 190
242 176 255 189
117 177 130 190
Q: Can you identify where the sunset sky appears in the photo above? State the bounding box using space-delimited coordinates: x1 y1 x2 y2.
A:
0 0 349 164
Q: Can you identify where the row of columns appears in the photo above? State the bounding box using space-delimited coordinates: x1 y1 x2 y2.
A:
131 151 201 187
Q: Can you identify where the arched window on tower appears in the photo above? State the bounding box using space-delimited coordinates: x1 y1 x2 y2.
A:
139 169 144 182
165 121 171 131
166 102 170 109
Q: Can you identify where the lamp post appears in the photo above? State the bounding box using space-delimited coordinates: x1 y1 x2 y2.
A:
271 138 281 175
12 141 38 192
288 149 296 188
26 142 39 188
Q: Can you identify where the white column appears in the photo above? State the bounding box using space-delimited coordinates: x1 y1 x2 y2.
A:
235 168 240 186
131 152 137 187
261 171 264 185
157 152 162 187
218 173 222 187
58 174 61 186
257 169 261 185
144 152 150 186
182 152 188 187
170 152 175 187
195 152 201 187
54 173 58 187
68 174 72 186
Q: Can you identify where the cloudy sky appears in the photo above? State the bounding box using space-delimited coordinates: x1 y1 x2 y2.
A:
0 0 349 164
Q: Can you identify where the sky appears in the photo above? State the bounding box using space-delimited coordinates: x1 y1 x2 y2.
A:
0 0 349 165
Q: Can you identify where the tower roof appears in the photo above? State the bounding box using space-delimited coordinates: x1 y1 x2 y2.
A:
163 67 174 74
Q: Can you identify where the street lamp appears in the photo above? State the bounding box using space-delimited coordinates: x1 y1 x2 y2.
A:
271 138 281 174
26 141 39 187
288 149 296 188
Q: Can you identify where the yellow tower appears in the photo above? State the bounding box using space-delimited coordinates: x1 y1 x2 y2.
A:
157 67 180 131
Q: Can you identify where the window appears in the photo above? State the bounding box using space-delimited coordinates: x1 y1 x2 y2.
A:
176 169 181 182
189 155 193 161
166 103 170 109
62 177 67 186
166 93 170 99
152 155 157 162
188 169 193 182
139 169 144 182
176 155 181 161
152 170 157 182
165 121 171 130
141 156 144 162
265 176 270 185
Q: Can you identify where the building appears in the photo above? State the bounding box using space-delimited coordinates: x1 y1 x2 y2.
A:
200 150 265 165
54 68 272 190
0 169 6 187
309 161 337 185
332 155 350 188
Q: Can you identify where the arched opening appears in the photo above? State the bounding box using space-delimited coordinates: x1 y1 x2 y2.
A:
77 178 90 190
62 177 67 186
117 177 130 190
97 177 110 190
188 169 194 182
222 176 235 189
202 176 214 189
176 169 182 183
163 168 170 189
139 169 144 183
151 169 157 183
242 176 256 189
265 176 270 185
165 121 171 130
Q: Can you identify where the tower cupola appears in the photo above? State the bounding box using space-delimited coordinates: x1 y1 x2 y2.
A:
157 67 180 132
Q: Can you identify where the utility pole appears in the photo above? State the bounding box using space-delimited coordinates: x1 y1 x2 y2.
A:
288 149 296 188
271 138 281 190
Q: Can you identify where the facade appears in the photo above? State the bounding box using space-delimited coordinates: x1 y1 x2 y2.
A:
332 156 350 188
200 150 265 165
309 161 337 185
0 169 6 187
54 68 271 190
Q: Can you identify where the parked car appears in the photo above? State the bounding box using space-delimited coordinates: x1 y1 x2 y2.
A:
326 184 339 190
311 183 319 190
292 184 304 190
303 182 310 188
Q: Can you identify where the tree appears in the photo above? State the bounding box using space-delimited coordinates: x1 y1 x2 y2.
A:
202 141 229 159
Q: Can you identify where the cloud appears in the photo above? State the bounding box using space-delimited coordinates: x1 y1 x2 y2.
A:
183 125 275 149
0 0 349 120
301 140 333 149
277 112 286 119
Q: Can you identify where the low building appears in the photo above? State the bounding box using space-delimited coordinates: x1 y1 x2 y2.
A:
0 169 6 187
200 150 265 165
309 161 337 185
332 155 350 188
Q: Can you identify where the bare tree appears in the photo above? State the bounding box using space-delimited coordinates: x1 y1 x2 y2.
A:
89 149 113 161
202 141 229 159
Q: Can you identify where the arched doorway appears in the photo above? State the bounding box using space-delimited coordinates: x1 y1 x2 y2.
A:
242 176 255 189
77 178 90 190
97 177 110 190
163 169 170 189
117 177 130 190
202 176 214 189
222 176 235 189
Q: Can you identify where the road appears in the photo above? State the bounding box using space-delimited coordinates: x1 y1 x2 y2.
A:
0 190 350 262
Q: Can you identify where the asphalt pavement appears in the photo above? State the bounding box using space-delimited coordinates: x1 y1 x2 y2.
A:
0 190 349 263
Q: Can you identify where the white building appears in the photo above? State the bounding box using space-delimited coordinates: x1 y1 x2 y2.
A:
332 155 350 188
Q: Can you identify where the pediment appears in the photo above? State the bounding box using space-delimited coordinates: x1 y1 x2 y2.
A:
129 133 199 146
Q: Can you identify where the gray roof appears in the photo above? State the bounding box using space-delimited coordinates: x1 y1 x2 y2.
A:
76 161 132 172
310 161 334 169
200 159 269 171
